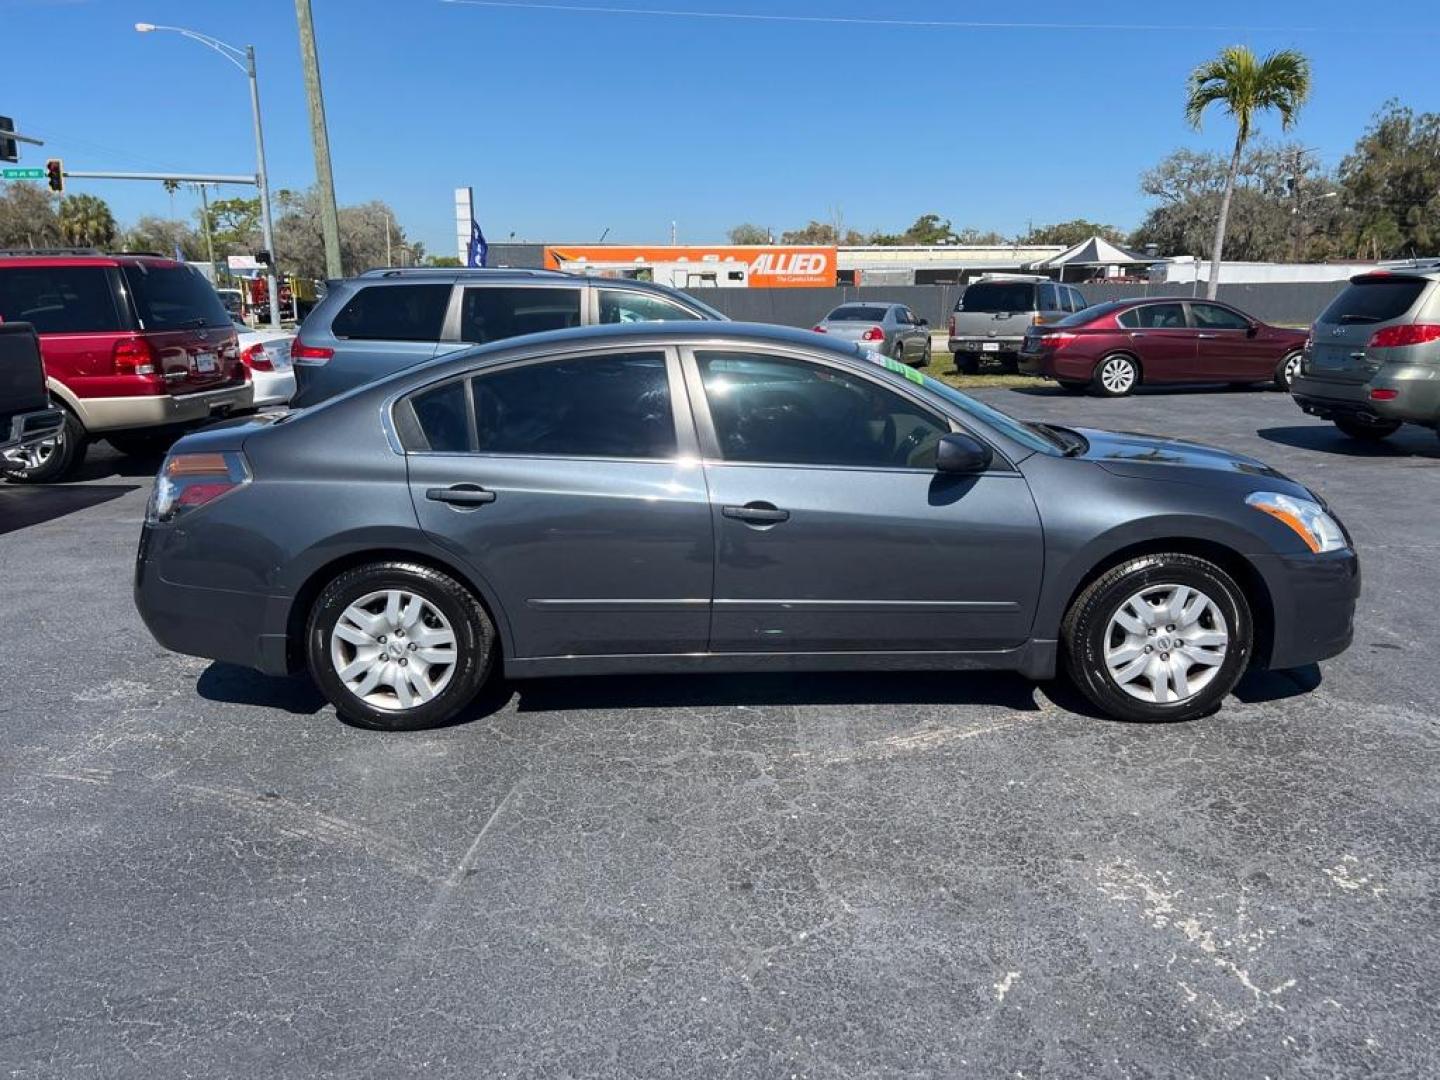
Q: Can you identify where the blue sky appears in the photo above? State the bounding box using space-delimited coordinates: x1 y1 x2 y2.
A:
2 0 1437 258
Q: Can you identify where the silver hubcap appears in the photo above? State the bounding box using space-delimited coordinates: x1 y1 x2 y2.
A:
329 589 457 712
1104 584 1228 705
1101 357 1136 393
2 432 61 472
1283 354 1302 385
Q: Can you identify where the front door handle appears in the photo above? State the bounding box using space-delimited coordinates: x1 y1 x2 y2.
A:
722 502 790 525
426 483 497 507
1196 332 1218 338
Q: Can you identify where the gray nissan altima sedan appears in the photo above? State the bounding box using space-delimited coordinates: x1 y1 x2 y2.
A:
134 322 1358 730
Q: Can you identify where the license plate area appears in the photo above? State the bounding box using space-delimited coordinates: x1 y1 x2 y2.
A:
194 352 218 374
981 342 1001 352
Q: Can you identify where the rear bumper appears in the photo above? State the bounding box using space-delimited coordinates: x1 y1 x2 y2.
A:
1292 366 1440 428
1251 549 1360 671
950 337 1023 355
251 368 296 408
2 406 64 452
76 383 255 434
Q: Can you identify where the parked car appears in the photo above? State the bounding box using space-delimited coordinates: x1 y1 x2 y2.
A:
0 322 64 457
135 322 1357 732
1291 264 1440 442
950 275 1088 374
1018 298 1308 396
234 322 296 408
0 252 251 482
812 302 930 366
289 268 726 407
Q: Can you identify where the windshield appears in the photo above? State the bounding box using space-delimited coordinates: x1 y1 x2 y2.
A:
857 348 1059 455
827 306 890 321
958 282 1036 313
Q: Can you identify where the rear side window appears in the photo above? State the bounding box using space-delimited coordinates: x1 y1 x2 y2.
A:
1319 279 1428 325
408 381 470 453
460 286 581 343
331 284 449 341
121 263 231 330
958 282 1036 313
1038 284 1060 310
598 289 702 324
471 351 674 458
1066 288 1087 312
1117 303 1186 329
0 266 125 333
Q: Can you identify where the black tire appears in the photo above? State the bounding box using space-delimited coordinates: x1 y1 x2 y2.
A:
1 408 85 484
1092 353 1140 397
998 353 1019 374
306 561 497 731
1334 416 1401 441
917 339 931 368
955 352 979 376
1062 553 1252 724
1274 351 1303 391
107 431 179 458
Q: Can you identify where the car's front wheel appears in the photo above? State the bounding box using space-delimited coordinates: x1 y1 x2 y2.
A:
1275 351 1303 391
306 561 497 730
1334 416 1401 441
1 408 85 484
1062 553 1252 723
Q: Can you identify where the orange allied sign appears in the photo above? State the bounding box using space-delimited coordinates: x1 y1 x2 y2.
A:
544 245 836 288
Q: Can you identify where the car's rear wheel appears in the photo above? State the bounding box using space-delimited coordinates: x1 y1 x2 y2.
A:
1062 553 1252 723
1275 351 1303 391
1334 416 1401 441
918 338 931 367
306 561 497 731
998 353 1019 374
1093 354 1140 397
1 408 85 484
956 352 979 376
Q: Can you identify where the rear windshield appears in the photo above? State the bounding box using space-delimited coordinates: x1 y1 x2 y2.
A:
121 263 231 330
827 306 890 321
0 266 125 333
1319 278 1428 325
1055 301 1122 327
957 282 1036 313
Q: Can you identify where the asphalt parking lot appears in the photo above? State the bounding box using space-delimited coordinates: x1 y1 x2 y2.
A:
4 385 1438 1079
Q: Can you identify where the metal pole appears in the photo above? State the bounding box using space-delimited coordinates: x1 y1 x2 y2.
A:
385 211 392 267
197 184 217 281
245 46 281 330
294 0 343 279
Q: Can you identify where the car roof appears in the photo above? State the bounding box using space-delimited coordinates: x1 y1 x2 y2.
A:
0 252 189 272
830 301 893 308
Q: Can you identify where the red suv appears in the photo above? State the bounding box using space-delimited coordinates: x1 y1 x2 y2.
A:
0 253 252 482
1018 298 1308 397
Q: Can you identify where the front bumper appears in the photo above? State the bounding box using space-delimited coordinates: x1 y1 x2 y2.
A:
1292 366 1440 428
78 383 255 434
1251 549 1360 671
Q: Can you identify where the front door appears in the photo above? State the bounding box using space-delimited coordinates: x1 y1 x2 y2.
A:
1188 302 1269 380
684 348 1043 653
403 348 713 658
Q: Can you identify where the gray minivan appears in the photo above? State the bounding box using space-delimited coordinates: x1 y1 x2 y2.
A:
949 276 1087 374
291 269 725 407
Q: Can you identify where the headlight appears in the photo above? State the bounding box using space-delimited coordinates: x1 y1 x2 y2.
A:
1245 491 1347 553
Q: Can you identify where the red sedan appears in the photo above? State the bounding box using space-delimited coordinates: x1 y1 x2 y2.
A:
1017 298 1308 396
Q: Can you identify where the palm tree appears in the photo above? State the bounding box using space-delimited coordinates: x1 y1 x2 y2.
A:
57 194 118 249
1186 45 1311 298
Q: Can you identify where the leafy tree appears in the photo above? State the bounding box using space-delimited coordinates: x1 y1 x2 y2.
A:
727 223 770 244
901 213 955 245
427 255 462 267
952 227 1007 245
274 187 412 279
1185 45 1311 296
57 194 117 248
205 196 263 256
121 215 205 260
780 220 839 245
0 183 62 248
1021 219 1128 247
1338 101 1440 259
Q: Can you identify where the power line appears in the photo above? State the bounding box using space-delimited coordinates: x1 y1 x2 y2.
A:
439 0 1340 34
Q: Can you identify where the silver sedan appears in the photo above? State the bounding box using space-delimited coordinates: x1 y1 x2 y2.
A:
813 302 931 366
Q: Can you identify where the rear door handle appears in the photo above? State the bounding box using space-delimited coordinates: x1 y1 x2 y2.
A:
722 502 790 525
426 483 497 507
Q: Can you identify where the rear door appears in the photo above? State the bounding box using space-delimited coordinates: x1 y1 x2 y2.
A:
120 262 243 394
1116 302 1195 380
1309 275 1433 384
448 284 583 349
0 263 131 400
1188 301 1269 380
322 281 452 381
402 346 713 659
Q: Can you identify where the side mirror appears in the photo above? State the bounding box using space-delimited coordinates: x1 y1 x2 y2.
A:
935 432 993 474
918 317 929 326
1247 321 1260 337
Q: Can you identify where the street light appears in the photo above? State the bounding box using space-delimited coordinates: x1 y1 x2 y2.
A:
135 22 281 330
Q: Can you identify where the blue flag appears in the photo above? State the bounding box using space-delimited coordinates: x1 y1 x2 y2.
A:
466 217 488 268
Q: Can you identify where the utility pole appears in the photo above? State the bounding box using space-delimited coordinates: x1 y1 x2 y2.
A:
294 0 342 279
194 183 217 279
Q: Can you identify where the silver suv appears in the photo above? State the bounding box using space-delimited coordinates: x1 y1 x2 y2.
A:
949 275 1087 374
1292 263 1440 442
291 269 725 407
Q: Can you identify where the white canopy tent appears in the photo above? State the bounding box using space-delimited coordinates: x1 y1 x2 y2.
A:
1025 236 1159 282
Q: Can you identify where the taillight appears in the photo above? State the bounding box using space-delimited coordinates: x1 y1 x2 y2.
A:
1369 388 1400 401
861 326 885 341
1368 324 1440 348
290 337 334 363
811 325 827 333
1043 332 1078 349
113 337 157 377
148 451 250 523
948 315 956 336
1033 314 1049 325
241 342 274 372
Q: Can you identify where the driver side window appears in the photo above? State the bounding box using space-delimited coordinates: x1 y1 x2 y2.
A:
695 351 949 469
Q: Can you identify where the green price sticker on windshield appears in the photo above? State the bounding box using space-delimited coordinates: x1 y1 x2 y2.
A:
880 355 926 385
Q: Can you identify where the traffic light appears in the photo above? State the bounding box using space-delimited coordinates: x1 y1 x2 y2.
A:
0 118 16 164
45 158 63 193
